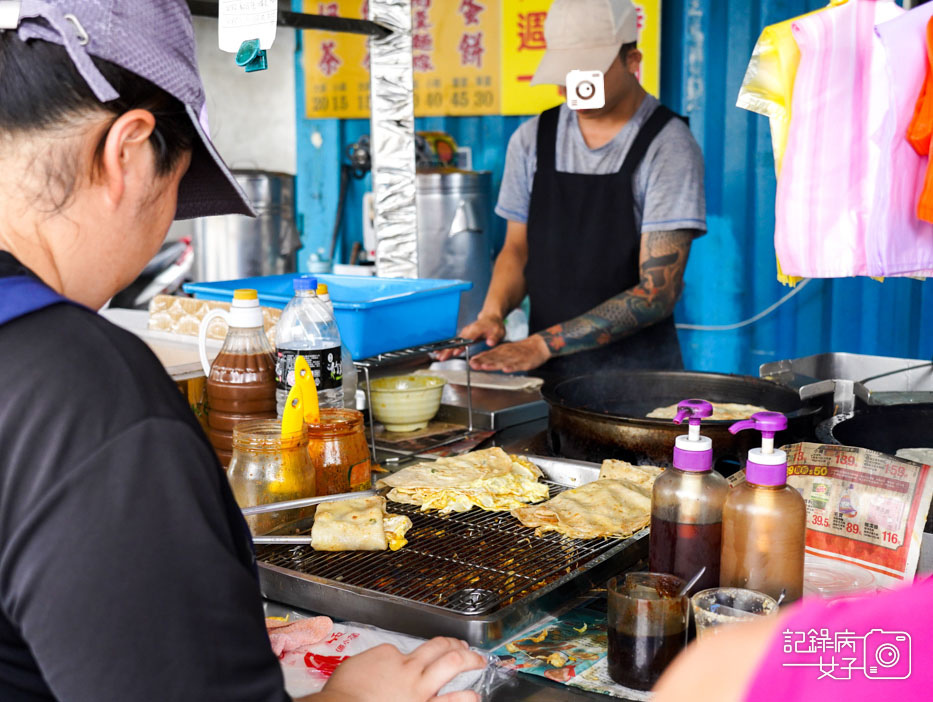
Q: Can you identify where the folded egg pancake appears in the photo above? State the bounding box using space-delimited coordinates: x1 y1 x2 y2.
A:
376 447 549 514
598 459 664 497
511 479 652 539
646 402 768 421
310 496 412 551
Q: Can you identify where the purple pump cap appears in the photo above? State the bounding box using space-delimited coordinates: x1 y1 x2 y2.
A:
293 276 318 292
730 412 789 486
672 399 713 426
672 399 714 472
728 411 788 438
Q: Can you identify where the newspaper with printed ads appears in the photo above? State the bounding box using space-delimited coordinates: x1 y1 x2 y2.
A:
782 442 933 593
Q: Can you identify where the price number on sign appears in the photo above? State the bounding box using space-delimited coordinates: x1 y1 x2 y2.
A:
882 531 900 545
311 95 350 113
811 514 831 528
835 453 857 466
845 522 860 535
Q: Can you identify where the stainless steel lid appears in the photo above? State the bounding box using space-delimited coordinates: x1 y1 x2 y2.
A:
416 168 491 194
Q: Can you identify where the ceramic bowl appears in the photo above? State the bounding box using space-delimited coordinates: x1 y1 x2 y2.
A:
365 375 446 432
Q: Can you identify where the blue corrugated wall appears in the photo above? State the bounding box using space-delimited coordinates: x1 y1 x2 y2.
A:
293 0 933 374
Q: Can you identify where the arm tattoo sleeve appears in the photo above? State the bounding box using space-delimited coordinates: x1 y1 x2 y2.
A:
538 229 694 356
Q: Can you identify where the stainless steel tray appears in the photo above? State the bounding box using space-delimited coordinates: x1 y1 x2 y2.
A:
257 455 647 648
761 352 933 411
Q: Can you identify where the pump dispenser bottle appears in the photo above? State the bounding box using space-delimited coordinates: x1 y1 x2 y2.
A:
649 399 730 594
721 412 806 603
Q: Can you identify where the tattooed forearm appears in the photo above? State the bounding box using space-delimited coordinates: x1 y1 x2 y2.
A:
537 229 694 356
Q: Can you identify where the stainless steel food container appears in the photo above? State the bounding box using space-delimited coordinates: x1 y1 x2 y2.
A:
416 170 493 328
193 170 301 282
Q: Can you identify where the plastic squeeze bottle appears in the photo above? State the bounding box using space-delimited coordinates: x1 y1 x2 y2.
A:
721 412 806 603
649 399 730 594
203 289 277 466
274 276 344 416
315 282 358 410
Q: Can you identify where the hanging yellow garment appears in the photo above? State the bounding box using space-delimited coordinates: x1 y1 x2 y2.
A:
737 0 849 286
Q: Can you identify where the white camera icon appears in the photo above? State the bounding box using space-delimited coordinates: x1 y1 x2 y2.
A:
863 629 911 679
566 70 605 110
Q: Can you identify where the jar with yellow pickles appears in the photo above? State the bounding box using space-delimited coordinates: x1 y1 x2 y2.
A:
227 419 316 535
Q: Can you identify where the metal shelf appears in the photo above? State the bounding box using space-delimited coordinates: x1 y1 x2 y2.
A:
186 1 392 39
355 338 476 465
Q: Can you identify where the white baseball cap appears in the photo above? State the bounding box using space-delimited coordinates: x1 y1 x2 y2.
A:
531 0 638 86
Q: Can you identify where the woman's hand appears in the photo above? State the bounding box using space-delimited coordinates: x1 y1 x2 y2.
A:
310 637 486 702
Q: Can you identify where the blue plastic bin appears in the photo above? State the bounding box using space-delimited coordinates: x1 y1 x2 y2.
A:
183 273 472 360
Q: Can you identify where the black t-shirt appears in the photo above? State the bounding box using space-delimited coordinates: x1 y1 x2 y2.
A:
0 253 290 701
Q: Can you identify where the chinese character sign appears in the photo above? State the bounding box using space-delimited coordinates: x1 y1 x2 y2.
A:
501 0 661 115
302 0 661 118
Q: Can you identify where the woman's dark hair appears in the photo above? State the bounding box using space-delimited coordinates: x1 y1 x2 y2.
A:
0 32 196 207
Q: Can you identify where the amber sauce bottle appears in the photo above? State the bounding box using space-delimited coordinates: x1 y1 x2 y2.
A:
203 290 277 466
649 400 730 595
721 412 806 603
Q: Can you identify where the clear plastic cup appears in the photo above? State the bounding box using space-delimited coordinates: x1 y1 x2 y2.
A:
607 573 689 690
691 587 778 639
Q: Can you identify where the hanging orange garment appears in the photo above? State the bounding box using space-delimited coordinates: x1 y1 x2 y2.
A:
909 16 933 223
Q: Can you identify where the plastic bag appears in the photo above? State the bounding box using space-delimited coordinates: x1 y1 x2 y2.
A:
276 619 511 700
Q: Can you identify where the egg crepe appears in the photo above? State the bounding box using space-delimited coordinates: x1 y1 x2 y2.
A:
511 479 652 539
598 459 664 491
646 402 768 421
377 447 549 514
310 496 412 551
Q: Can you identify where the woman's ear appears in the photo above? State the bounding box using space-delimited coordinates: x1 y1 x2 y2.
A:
96 109 157 210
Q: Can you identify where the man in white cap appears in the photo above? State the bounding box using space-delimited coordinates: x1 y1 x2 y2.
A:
451 0 705 381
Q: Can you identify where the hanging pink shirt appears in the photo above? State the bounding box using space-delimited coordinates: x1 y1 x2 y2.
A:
872 5 933 276
775 0 902 278
746 576 933 701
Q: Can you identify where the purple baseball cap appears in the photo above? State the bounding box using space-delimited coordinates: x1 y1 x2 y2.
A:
0 0 256 220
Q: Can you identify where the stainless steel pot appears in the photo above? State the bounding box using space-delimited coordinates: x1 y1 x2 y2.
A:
416 169 493 328
193 170 301 282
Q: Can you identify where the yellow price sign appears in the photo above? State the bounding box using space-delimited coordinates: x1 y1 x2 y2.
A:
302 0 661 119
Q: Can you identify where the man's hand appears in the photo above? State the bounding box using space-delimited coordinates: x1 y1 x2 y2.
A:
434 314 506 361
469 334 551 373
310 637 486 702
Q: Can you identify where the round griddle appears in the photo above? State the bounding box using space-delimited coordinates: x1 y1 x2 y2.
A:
817 404 933 455
543 370 821 466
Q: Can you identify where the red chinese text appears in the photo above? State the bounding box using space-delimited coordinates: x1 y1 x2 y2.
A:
459 0 484 26
517 11 547 51
459 32 484 68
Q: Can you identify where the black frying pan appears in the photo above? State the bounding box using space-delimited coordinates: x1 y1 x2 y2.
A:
543 370 822 467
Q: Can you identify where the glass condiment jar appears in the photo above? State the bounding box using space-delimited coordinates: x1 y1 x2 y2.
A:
306 408 372 495
227 419 317 535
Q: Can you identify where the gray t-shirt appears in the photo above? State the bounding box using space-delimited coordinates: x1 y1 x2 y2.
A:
495 94 706 233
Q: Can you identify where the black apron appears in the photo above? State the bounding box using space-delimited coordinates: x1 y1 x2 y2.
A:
525 104 684 384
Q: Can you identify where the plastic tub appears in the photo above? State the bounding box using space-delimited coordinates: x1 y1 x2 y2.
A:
183 273 471 360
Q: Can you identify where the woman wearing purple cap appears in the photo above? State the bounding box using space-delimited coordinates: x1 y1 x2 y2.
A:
0 2 482 700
